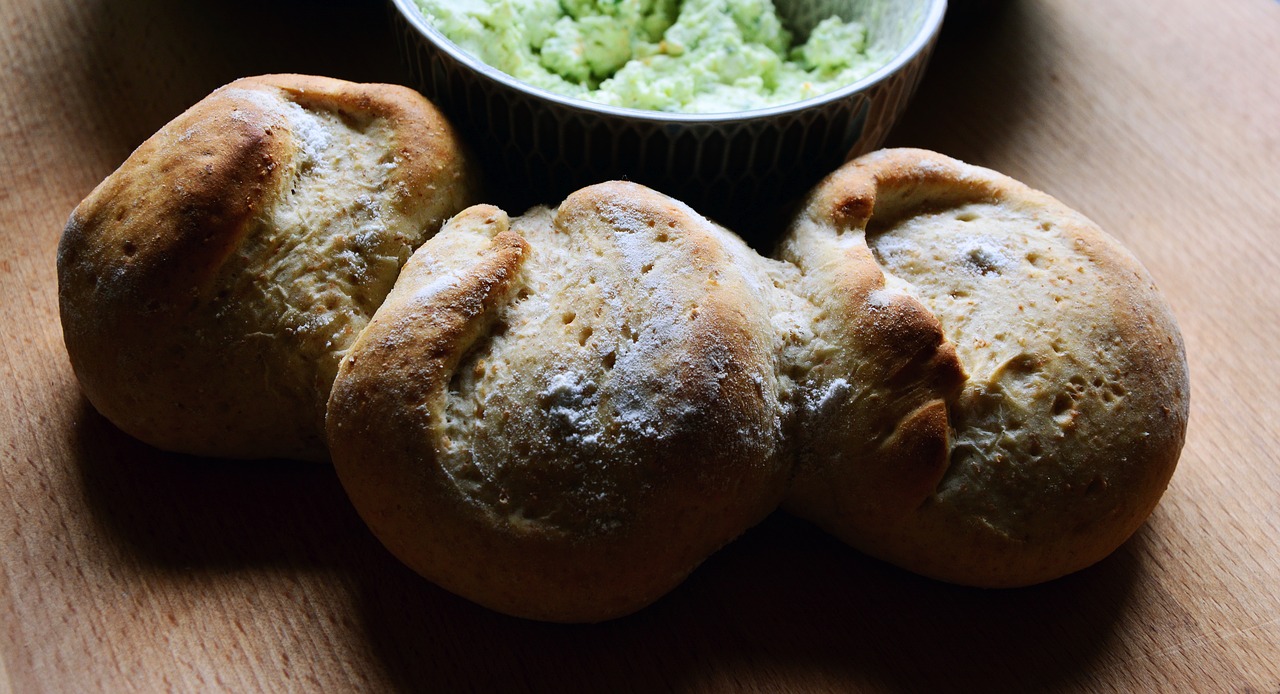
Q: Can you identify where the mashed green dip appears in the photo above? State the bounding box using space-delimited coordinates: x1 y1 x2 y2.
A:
414 0 886 113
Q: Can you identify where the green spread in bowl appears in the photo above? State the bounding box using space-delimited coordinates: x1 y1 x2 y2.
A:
414 0 890 113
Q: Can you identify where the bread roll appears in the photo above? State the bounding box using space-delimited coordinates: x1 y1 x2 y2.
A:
782 149 1190 586
327 183 793 622
58 74 477 460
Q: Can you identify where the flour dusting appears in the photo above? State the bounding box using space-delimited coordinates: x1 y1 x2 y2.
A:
541 371 602 448
806 377 851 415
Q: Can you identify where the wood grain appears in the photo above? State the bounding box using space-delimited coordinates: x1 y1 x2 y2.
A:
2 0 1278 691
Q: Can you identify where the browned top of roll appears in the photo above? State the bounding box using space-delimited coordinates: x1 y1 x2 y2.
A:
327 183 791 622
58 74 477 460
783 148 1190 586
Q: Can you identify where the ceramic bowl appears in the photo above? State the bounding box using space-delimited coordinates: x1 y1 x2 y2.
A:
390 0 947 239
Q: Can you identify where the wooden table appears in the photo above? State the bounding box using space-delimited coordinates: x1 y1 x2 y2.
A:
3 0 1278 691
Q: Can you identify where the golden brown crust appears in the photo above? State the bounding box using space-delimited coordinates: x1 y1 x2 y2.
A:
60 81 289 308
781 149 1189 586
58 75 478 460
328 186 789 622
778 155 968 532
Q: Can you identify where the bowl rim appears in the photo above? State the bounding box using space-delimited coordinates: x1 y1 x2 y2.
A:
390 0 948 124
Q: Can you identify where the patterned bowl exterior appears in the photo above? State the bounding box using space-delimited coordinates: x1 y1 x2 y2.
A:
389 0 945 241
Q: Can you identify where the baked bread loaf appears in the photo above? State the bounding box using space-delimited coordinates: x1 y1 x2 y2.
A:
58 74 477 460
781 149 1190 586
326 183 793 622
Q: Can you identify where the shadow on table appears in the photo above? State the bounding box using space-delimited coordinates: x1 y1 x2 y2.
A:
69 0 405 169
69 397 374 571
71 394 1139 691
352 513 1141 693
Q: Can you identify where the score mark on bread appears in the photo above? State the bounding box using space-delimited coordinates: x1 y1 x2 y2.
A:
781 149 1189 588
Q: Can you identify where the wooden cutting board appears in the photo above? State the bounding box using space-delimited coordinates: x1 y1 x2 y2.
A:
2 0 1277 690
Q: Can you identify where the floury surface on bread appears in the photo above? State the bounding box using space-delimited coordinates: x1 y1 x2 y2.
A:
781 149 1190 587
327 184 796 622
329 154 1187 620
57 74 478 460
